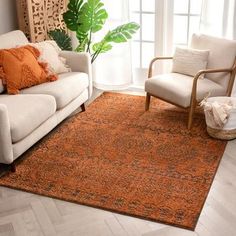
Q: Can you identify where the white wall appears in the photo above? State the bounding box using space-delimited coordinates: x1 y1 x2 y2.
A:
0 0 17 34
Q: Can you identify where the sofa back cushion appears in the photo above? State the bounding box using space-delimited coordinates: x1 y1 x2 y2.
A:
30 40 71 74
0 30 29 93
0 45 57 94
191 34 236 89
0 30 28 49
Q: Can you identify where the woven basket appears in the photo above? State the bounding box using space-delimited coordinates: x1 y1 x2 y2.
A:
207 126 236 140
204 97 236 140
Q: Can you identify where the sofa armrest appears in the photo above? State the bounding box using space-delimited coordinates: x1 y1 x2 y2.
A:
60 51 93 98
0 104 13 164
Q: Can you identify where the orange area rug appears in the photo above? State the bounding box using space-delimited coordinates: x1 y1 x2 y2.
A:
0 93 226 230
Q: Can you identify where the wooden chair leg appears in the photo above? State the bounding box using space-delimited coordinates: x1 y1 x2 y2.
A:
188 99 196 129
10 163 16 172
80 103 85 112
145 93 151 111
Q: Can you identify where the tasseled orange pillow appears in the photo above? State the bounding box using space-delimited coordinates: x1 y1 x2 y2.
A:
0 45 57 94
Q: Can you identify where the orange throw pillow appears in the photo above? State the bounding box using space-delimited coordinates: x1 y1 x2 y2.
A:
0 45 57 94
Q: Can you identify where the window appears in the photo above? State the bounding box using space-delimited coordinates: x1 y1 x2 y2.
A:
173 0 203 46
130 0 203 86
130 0 156 69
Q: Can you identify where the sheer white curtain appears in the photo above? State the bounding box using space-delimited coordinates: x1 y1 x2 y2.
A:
130 0 174 86
200 0 236 96
92 0 132 90
200 0 236 39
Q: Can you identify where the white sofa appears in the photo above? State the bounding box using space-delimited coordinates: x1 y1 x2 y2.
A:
0 30 92 169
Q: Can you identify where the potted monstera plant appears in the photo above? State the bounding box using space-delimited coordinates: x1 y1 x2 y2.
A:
49 0 139 63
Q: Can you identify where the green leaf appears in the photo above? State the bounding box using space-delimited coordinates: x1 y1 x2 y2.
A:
92 41 112 53
63 0 140 61
105 22 140 43
90 21 139 62
75 30 89 52
63 0 84 31
76 29 88 42
79 0 108 33
48 29 72 51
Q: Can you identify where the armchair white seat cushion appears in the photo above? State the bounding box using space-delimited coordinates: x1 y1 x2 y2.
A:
0 94 56 143
145 73 226 108
20 72 89 110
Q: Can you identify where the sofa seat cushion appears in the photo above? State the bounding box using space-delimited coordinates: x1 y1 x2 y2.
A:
20 72 89 110
145 73 226 108
0 94 56 143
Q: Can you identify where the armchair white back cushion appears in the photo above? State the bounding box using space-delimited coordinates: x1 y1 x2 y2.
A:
191 34 236 89
172 47 209 77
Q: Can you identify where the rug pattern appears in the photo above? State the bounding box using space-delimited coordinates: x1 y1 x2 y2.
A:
0 93 226 230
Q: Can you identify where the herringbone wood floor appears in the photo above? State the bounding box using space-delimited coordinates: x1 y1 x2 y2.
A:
0 90 236 236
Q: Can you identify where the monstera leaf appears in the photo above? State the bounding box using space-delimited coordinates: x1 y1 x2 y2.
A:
91 41 112 63
105 22 140 43
62 0 139 62
75 30 88 52
63 0 108 52
48 29 72 51
63 0 84 31
78 0 108 33
92 41 112 53
91 22 139 62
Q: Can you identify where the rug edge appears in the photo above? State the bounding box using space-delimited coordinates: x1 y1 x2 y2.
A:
0 183 196 231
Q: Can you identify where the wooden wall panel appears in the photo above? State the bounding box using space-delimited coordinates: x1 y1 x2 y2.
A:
16 0 68 42
16 0 30 39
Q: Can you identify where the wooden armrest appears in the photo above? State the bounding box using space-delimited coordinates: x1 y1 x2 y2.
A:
148 56 173 78
191 67 234 101
193 67 233 87
194 68 233 78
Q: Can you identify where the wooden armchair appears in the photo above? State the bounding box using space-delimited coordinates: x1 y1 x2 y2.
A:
145 34 236 129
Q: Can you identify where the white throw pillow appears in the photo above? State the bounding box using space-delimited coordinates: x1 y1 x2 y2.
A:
172 47 210 77
0 79 4 93
30 40 71 74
